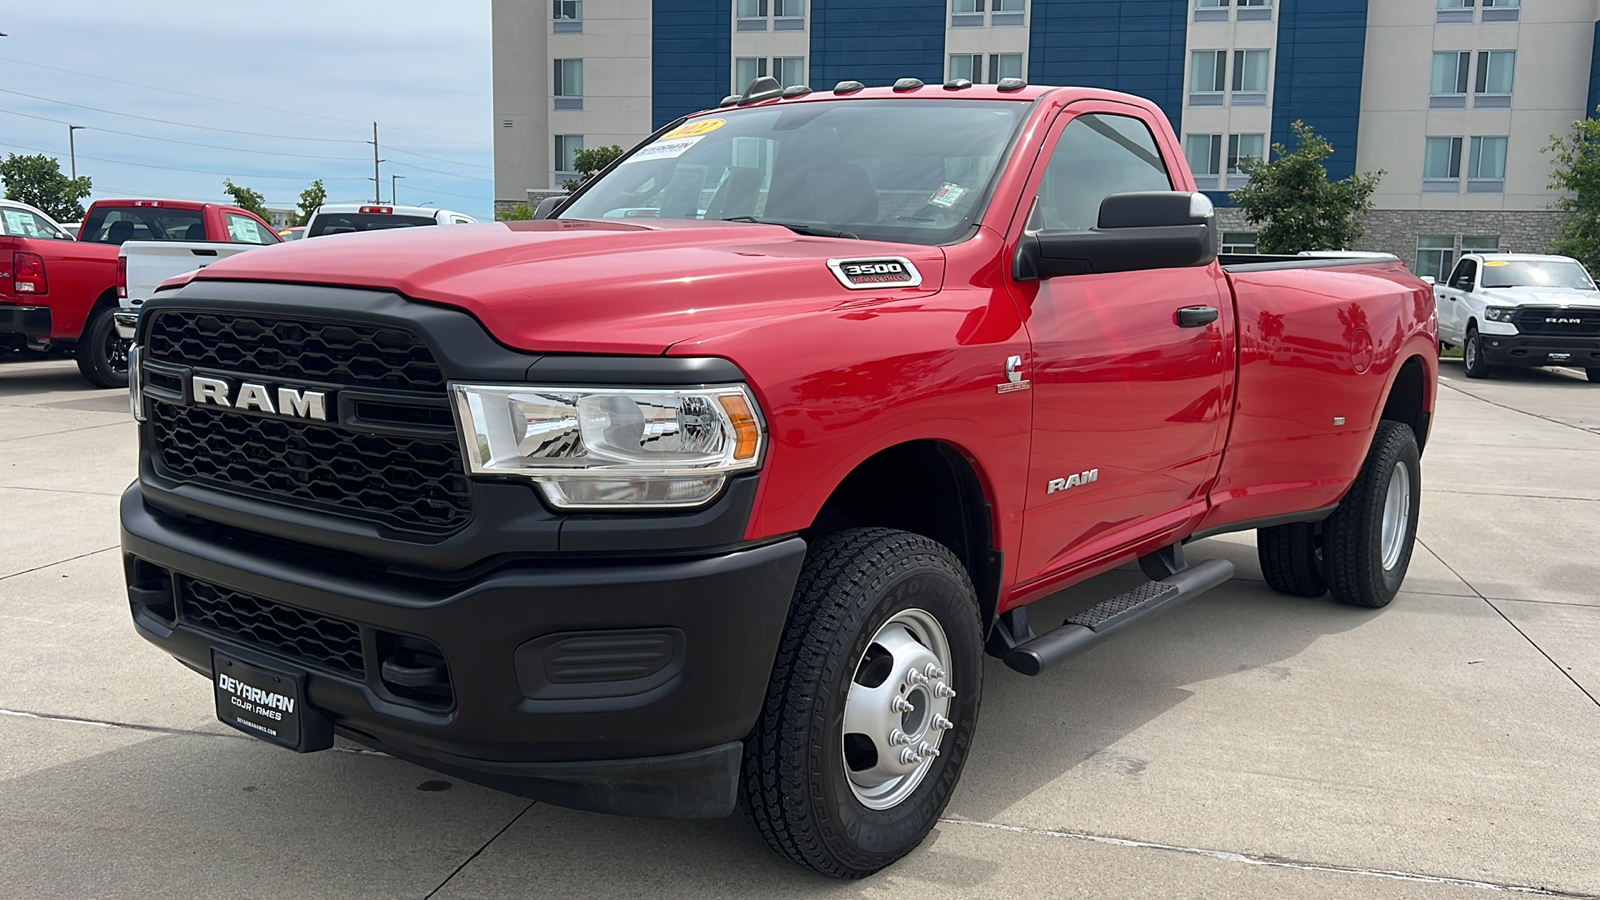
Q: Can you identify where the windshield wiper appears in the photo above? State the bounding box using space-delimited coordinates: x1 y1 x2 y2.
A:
720 216 859 239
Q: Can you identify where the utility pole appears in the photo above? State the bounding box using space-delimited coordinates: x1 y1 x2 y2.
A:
68 125 84 179
391 174 405 205
368 122 381 204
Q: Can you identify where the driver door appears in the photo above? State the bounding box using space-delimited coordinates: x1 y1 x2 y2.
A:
1439 257 1477 343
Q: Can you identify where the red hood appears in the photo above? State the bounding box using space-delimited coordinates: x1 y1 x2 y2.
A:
192 219 947 355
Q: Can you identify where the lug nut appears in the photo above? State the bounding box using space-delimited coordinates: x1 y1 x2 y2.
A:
932 714 953 731
918 742 940 759
906 669 929 686
890 695 914 714
899 747 920 765
934 682 956 699
924 663 945 679
889 728 912 746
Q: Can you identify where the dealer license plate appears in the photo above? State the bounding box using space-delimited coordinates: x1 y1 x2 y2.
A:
213 650 307 751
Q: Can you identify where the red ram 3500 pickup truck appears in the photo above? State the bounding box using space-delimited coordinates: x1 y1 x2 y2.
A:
121 79 1436 877
0 198 278 387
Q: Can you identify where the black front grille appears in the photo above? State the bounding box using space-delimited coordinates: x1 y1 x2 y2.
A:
149 400 472 533
142 310 472 534
1513 307 1600 337
147 311 444 391
179 576 364 677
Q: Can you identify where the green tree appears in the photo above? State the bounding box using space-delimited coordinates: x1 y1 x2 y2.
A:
561 145 625 192
0 153 93 222
1543 111 1600 272
295 178 327 226
498 203 535 221
222 178 271 222
1230 121 1384 254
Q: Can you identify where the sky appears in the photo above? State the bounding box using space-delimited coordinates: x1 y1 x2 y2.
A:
0 1 494 221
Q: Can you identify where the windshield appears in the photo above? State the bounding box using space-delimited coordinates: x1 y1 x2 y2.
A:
559 99 1031 245
1480 259 1596 290
308 213 438 237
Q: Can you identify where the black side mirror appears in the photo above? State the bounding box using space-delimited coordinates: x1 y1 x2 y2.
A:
1015 191 1218 280
534 196 565 220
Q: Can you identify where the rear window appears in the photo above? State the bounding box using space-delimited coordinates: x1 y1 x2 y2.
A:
81 207 205 245
308 213 437 237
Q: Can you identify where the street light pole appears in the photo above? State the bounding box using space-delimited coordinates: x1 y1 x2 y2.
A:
391 175 405 205
68 126 84 179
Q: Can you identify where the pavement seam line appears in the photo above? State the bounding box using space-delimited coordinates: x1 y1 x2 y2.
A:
0 707 394 756
1416 538 1600 711
0 545 117 581
0 484 127 498
423 802 536 900
1424 489 1600 503
938 819 1599 898
1438 380 1600 438
0 420 131 443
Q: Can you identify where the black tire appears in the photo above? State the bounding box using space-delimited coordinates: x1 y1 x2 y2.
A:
74 306 129 389
742 528 983 878
1324 421 1421 608
1587 368 1600 384
1256 522 1327 597
1462 326 1491 379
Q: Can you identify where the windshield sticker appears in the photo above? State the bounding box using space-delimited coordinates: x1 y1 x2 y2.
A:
662 118 726 140
1483 260 1509 266
928 183 968 209
828 257 924 290
624 135 707 164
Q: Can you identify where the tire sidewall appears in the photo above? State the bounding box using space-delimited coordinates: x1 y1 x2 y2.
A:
1342 424 1422 605
77 307 128 388
1464 328 1487 378
811 550 983 870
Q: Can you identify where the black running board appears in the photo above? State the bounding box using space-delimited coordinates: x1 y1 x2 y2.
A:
1002 558 1235 676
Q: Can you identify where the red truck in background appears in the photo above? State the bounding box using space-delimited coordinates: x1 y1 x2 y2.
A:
0 198 278 387
120 78 1437 878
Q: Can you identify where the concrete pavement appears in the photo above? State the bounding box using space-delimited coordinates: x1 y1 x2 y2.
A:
2 355 1597 898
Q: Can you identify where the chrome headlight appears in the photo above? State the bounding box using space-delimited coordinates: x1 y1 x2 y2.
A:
1484 306 1518 322
450 383 764 509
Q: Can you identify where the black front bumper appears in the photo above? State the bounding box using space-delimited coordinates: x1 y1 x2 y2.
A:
0 305 51 337
121 486 806 818
1478 333 1600 368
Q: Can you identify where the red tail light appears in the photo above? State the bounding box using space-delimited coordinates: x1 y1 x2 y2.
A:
13 252 47 296
117 256 128 298
359 205 393 214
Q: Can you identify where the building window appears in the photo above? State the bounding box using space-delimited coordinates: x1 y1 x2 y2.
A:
1190 51 1227 106
555 134 583 183
1416 236 1456 282
989 53 1023 82
553 0 582 32
993 0 1024 10
1430 51 1470 108
1468 136 1507 192
735 57 767 91
1186 133 1223 189
773 56 804 86
1423 136 1463 191
954 0 983 10
1194 0 1228 21
1232 49 1270 101
950 54 982 83
1222 231 1259 254
1474 51 1514 107
553 59 583 109
1462 235 1500 253
1482 0 1519 21
737 0 766 17
1436 0 1474 22
1227 133 1263 176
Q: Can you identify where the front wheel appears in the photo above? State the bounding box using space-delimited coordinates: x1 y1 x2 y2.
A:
74 306 130 388
743 528 983 878
1324 421 1422 608
1462 327 1492 379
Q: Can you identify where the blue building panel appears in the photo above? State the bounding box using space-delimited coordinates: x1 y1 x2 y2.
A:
1271 0 1371 184
1589 21 1600 118
810 0 945 89
1029 0 1188 135
652 0 731 128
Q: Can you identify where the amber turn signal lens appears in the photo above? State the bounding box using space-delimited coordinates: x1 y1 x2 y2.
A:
718 394 761 461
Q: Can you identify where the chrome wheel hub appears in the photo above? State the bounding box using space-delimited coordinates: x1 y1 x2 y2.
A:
842 608 954 810
1380 460 1412 571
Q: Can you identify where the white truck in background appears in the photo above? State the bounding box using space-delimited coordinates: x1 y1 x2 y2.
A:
303 203 476 237
114 241 263 339
1434 252 1600 382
